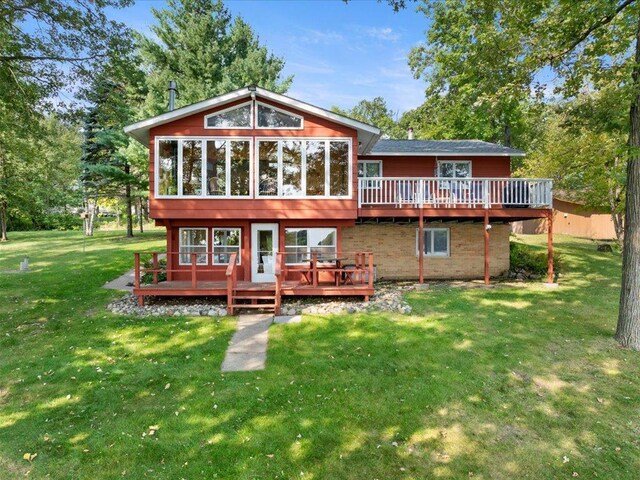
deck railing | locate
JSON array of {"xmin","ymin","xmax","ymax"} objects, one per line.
[
  {"xmin": 358, "ymin": 177, "xmax": 553, "ymax": 209},
  {"xmin": 278, "ymin": 251, "xmax": 375, "ymax": 288},
  {"xmin": 225, "ymin": 252, "xmax": 239, "ymax": 314}
]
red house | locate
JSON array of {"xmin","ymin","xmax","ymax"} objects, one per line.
[{"xmin": 124, "ymin": 86, "xmax": 554, "ymax": 313}]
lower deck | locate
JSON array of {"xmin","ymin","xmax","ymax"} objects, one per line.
[{"xmin": 134, "ymin": 280, "xmax": 374, "ymax": 298}]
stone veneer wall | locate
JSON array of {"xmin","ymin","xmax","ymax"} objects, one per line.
[{"xmin": 341, "ymin": 223, "xmax": 510, "ymax": 280}]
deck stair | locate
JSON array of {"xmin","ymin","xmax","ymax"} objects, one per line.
[{"xmin": 229, "ymin": 286, "xmax": 279, "ymax": 314}]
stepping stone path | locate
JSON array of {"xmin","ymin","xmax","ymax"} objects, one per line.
[{"xmin": 221, "ymin": 314, "xmax": 303, "ymax": 372}]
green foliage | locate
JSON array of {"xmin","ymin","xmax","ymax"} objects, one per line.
[
  {"xmin": 510, "ymin": 240, "xmax": 561, "ymax": 276},
  {"xmin": 332, "ymin": 97, "xmax": 404, "ymax": 138},
  {"xmin": 0, "ymin": 232, "xmax": 637, "ymax": 478},
  {"xmin": 139, "ymin": 0, "xmax": 292, "ymax": 114},
  {"xmin": 141, "ymin": 258, "xmax": 167, "ymax": 284}
]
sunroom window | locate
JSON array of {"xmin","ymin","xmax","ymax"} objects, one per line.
[
  {"xmin": 284, "ymin": 228, "xmax": 336, "ymax": 264},
  {"xmin": 205, "ymin": 103, "xmax": 252, "ymax": 128},
  {"xmin": 257, "ymin": 139, "xmax": 350, "ymax": 197},
  {"xmin": 212, "ymin": 228, "xmax": 241, "ymax": 264},
  {"xmin": 257, "ymin": 103, "xmax": 303, "ymax": 128},
  {"xmin": 158, "ymin": 140, "xmax": 178, "ymax": 195},
  {"xmin": 179, "ymin": 228, "xmax": 208, "ymax": 265}
]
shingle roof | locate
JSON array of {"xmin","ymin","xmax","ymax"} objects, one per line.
[{"xmin": 370, "ymin": 139, "xmax": 525, "ymax": 156}]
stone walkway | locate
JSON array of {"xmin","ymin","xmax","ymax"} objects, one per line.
[
  {"xmin": 103, "ymin": 269, "xmax": 135, "ymax": 292},
  {"xmin": 221, "ymin": 314, "xmax": 302, "ymax": 372}
]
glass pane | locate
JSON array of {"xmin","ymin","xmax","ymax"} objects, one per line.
[
  {"xmin": 258, "ymin": 141, "xmax": 278, "ymax": 196},
  {"xmin": 424, "ymin": 230, "xmax": 432, "ymax": 254},
  {"xmin": 455, "ymin": 163, "xmax": 470, "ymax": 178},
  {"xmin": 180, "ymin": 229, "xmax": 207, "ymax": 264},
  {"xmin": 282, "ymin": 140, "xmax": 302, "ymax": 196},
  {"xmin": 257, "ymin": 229, "xmax": 274, "ymax": 274},
  {"xmin": 440, "ymin": 163, "xmax": 454, "ymax": 177},
  {"xmin": 206, "ymin": 104, "xmax": 252, "ymax": 128},
  {"xmin": 257, "ymin": 104, "xmax": 302, "ymax": 128},
  {"xmin": 158, "ymin": 140, "xmax": 178, "ymax": 195},
  {"xmin": 306, "ymin": 141, "xmax": 325, "ymax": 196},
  {"xmin": 314, "ymin": 229, "xmax": 335, "ymax": 247},
  {"xmin": 366, "ymin": 162, "xmax": 380, "ymax": 177},
  {"xmin": 206, "ymin": 140, "xmax": 226, "ymax": 196},
  {"xmin": 182, "ymin": 140, "xmax": 202, "ymax": 195},
  {"xmin": 329, "ymin": 141, "xmax": 349, "ymax": 196},
  {"xmin": 357, "ymin": 163, "xmax": 364, "ymax": 177},
  {"xmin": 230, "ymin": 141, "xmax": 250, "ymax": 196},
  {"xmin": 433, "ymin": 230, "xmax": 448, "ymax": 254}
]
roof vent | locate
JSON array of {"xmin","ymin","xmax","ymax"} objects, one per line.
[
  {"xmin": 407, "ymin": 127, "xmax": 414, "ymax": 140},
  {"xmin": 168, "ymin": 80, "xmax": 178, "ymax": 111}
]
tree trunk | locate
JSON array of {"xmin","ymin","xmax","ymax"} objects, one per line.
[
  {"xmin": 125, "ymin": 163, "xmax": 133, "ymax": 238},
  {"xmin": 0, "ymin": 199, "xmax": 7, "ymax": 242},
  {"xmin": 616, "ymin": 11, "xmax": 640, "ymax": 350},
  {"xmin": 138, "ymin": 197, "xmax": 144, "ymax": 233}
]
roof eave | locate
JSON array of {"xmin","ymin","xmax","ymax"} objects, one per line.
[{"xmin": 369, "ymin": 151, "xmax": 526, "ymax": 157}]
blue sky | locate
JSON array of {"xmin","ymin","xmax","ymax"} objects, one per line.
[{"xmin": 110, "ymin": 0, "xmax": 430, "ymax": 116}]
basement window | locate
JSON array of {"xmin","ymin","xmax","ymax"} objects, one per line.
[{"xmin": 416, "ymin": 228, "xmax": 450, "ymax": 257}]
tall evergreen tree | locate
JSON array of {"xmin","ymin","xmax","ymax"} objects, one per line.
[{"xmin": 139, "ymin": 0, "xmax": 292, "ymax": 114}]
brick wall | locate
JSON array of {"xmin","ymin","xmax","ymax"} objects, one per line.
[{"xmin": 341, "ymin": 223, "xmax": 510, "ymax": 280}]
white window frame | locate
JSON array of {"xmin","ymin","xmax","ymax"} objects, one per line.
[
  {"xmin": 255, "ymin": 137, "xmax": 352, "ymax": 199},
  {"xmin": 179, "ymin": 227, "xmax": 209, "ymax": 266},
  {"xmin": 358, "ymin": 160, "xmax": 383, "ymax": 178},
  {"xmin": 212, "ymin": 228, "xmax": 242, "ymax": 265},
  {"xmin": 284, "ymin": 227, "xmax": 337, "ymax": 265},
  {"xmin": 416, "ymin": 227, "xmax": 450, "ymax": 257},
  {"xmin": 154, "ymin": 136, "xmax": 253, "ymax": 199},
  {"xmin": 255, "ymin": 101, "xmax": 304, "ymax": 130},
  {"xmin": 436, "ymin": 160, "xmax": 472, "ymax": 178},
  {"xmin": 203, "ymin": 101, "xmax": 253, "ymax": 130}
]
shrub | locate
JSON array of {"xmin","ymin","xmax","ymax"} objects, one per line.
[
  {"xmin": 510, "ymin": 241, "xmax": 562, "ymax": 277},
  {"xmin": 141, "ymin": 258, "xmax": 167, "ymax": 284}
]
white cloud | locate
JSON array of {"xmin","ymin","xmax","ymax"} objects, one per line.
[
  {"xmin": 366, "ymin": 27, "xmax": 400, "ymax": 42},
  {"xmin": 288, "ymin": 61, "xmax": 335, "ymax": 75}
]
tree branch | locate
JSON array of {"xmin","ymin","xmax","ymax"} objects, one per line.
[
  {"xmin": 546, "ymin": 0, "xmax": 638, "ymax": 63},
  {"xmin": 0, "ymin": 53, "xmax": 103, "ymax": 63}
]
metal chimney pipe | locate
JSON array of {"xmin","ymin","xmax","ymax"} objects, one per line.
[
  {"xmin": 407, "ymin": 127, "xmax": 414, "ymax": 140},
  {"xmin": 168, "ymin": 80, "xmax": 178, "ymax": 111}
]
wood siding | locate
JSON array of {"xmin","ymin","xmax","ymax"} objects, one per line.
[
  {"xmin": 148, "ymin": 98, "xmax": 359, "ymax": 220},
  {"xmin": 358, "ymin": 154, "xmax": 511, "ymax": 178}
]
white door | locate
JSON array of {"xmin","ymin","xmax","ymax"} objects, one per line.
[{"xmin": 251, "ymin": 223, "xmax": 279, "ymax": 282}]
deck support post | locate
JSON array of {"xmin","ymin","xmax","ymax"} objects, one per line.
[
  {"xmin": 191, "ymin": 253, "xmax": 197, "ymax": 289},
  {"xmin": 312, "ymin": 252, "xmax": 318, "ymax": 286},
  {"xmin": 167, "ymin": 225, "xmax": 173, "ymax": 281},
  {"xmin": 547, "ymin": 212, "xmax": 554, "ymax": 283},
  {"xmin": 152, "ymin": 253, "xmax": 158, "ymax": 284},
  {"xmin": 368, "ymin": 252, "xmax": 374, "ymax": 289},
  {"xmin": 418, "ymin": 209, "xmax": 424, "ymax": 284},
  {"xmin": 134, "ymin": 253, "xmax": 143, "ymax": 306},
  {"xmin": 484, "ymin": 211, "xmax": 490, "ymax": 285}
]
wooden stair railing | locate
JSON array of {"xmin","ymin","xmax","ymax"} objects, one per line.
[{"xmin": 226, "ymin": 252, "xmax": 239, "ymax": 315}]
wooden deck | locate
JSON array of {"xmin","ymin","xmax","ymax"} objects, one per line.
[{"xmin": 134, "ymin": 280, "xmax": 373, "ymax": 298}]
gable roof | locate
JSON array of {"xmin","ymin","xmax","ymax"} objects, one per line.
[
  {"xmin": 370, "ymin": 139, "xmax": 525, "ymax": 157},
  {"xmin": 124, "ymin": 86, "xmax": 381, "ymax": 154}
]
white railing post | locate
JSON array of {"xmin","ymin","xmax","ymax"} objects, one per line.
[{"xmin": 484, "ymin": 179, "xmax": 490, "ymax": 208}]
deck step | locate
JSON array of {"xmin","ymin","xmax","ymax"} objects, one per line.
[
  {"xmin": 231, "ymin": 304, "xmax": 277, "ymax": 309},
  {"xmin": 233, "ymin": 295, "xmax": 276, "ymax": 300}
]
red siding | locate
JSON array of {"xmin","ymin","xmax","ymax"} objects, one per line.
[
  {"xmin": 358, "ymin": 155, "xmax": 511, "ymax": 178},
  {"xmin": 148, "ymin": 98, "xmax": 359, "ymax": 220}
]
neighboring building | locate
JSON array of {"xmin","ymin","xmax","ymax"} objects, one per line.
[
  {"xmin": 124, "ymin": 86, "xmax": 553, "ymax": 312},
  {"xmin": 512, "ymin": 197, "xmax": 616, "ymax": 240}
]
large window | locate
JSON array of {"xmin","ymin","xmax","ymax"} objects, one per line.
[
  {"xmin": 157, "ymin": 138, "xmax": 251, "ymax": 197},
  {"xmin": 284, "ymin": 228, "xmax": 336, "ymax": 264},
  {"xmin": 179, "ymin": 228, "xmax": 208, "ymax": 265},
  {"xmin": 257, "ymin": 103, "xmax": 303, "ymax": 128},
  {"xmin": 158, "ymin": 140, "xmax": 178, "ymax": 195},
  {"xmin": 212, "ymin": 229, "xmax": 241, "ymax": 264},
  {"xmin": 416, "ymin": 228, "xmax": 450, "ymax": 257},
  {"xmin": 257, "ymin": 139, "xmax": 351, "ymax": 197},
  {"xmin": 205, "ymin": 103, "xmax": 252, "ymax": 128}
]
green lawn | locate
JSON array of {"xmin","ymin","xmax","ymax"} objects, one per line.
[{"xmin": 0, "ymin": 231, "xmax": 638, "ymax": 479}]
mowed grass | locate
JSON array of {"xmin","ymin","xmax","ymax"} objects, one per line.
[{"xmin": 0, "ymin": 231, "xmax": 638, "ymax": 479}]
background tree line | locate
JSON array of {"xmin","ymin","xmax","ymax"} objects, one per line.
[{"xmin": 0, "ymin": 0, "xmax": 291, "ymax": 239}]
